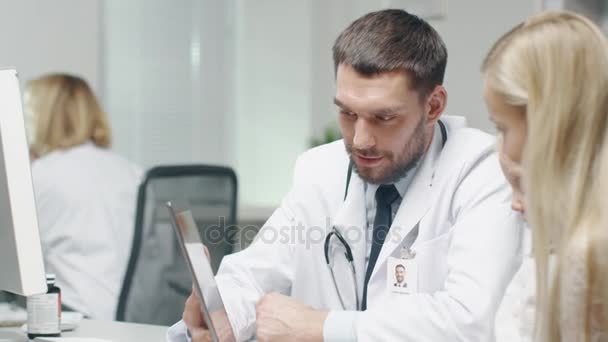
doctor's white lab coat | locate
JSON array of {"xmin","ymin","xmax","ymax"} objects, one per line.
[{"xmin": 168, "ymin": 116, "xmax": 523, "ymax": 341}]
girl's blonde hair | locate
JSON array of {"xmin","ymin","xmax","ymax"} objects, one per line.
[
  {"xmin": 482, "ymin": 11, "xmax": 608, "ymax": 341},
  {"xmin": 26, "ymin": 73, "xmax": 111, "ymax": 157}
]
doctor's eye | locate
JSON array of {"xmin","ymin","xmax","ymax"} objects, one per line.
[
  {"xmin": 376, "ymin": 115, "xmax": 395, "ymax": 122},
  {"xmin": 340, "ymin": 111, "xmax": 357, "ymax": 119}
]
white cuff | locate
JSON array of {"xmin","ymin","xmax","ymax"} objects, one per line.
[
  {"xmin": 323, "ymin": 311, "xmax": 359, "ymax": 342},
  {"xmin": 166, "ymin": 320, "xmax": 191, "ymax": 342}
]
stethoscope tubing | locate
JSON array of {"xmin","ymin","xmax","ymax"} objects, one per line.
[{"xmin": 324, "ymin": 228, "xmax": 360, "ymax": 310}]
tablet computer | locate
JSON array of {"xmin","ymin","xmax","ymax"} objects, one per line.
[{"xmin": 166, "ymin": 201, "xmax": 235, "ymax": 342}]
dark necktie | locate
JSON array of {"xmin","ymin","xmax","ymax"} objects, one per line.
[{"xmin": 361, "ymin": 184, "xmax": 400, "ymax": 310}]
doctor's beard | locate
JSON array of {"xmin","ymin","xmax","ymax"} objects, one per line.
[{"xmin": 345, "ymin": 117, "xmax": 427, "ymax": 185}]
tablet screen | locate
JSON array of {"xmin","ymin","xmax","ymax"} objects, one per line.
[{"xmin": 167, "ymin": 202, "xmax": 235, "ymax": 342}]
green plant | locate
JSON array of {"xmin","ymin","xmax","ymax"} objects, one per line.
[{"xmin": 310, "ymin": 125, "xmax": 342, "ymax": 148}]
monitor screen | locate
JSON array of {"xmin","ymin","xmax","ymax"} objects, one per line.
[{"xmin": 0, "ymin": 69, "xmax": 46, "ymax": 296}]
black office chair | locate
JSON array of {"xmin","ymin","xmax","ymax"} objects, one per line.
[{"xmin": 115, "ymin": 165, "xmax": 237, "ymax": 325}]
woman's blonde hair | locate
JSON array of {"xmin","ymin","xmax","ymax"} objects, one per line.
[
  {"xmin": 26, "ymin": 73, "xmax": 111, "ymax": 157},
  {"xmin": 482, "ymin": 11, "xmax": 608, "ymax": 341}
]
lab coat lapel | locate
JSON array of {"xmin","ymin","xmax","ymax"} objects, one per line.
[
  {"xmin": 373, "ymin": 125, "xmax": 443, "ymax": 278},
  {"xmin": 331, "ymin": 173, "xmax": 367, "ymax": 302}
]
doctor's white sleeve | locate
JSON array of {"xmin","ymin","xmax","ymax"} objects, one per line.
[
  {"xmin": 166, "ymin": 320, "xmax": 191, "ymax": 342},
  {"xmin": 330, "ymin": 152, "xmax": 523, "ymax": 341},
  {"xmin": 323, "ymin": 311, "xmax": 358, "ymax": 341},
  {"xmin": 214, "ymin": 198, "xmax": 298, "ymax": 340}
]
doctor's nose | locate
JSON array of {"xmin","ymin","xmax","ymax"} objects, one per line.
[{"xmin": 352, "ymin": 120, "xmax": 375, "ymax": 150}]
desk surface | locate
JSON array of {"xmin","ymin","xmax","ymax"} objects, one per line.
[{"xmin": 0, "ymin": 319, "xmax": 168, "ymax": 342}]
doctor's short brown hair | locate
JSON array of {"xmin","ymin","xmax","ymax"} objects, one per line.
[
  {"xmin": 333, "ymin": 9, "xmax": 448, "ymax": 99},
  {"xmin": 26, "ymin": 73, "xmax": 111, "ymax": 157}
]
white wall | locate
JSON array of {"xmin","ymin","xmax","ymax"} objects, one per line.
[
  {"xmin": 234, "ymin": 0, "xmax": 312, "ymax": 207},
  {"xmin": 0, "ymin": 0, "xmax": 101, "ymax": 91},
  {"xmin": 102, "ymin": 0, "xmax": 236, "ymax": 168},
  {"xmin": 431, "ymin": 1, "xmax": 535, "ymax": 130}
]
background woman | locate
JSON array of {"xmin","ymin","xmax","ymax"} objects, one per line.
[{"xmin": 26, "ymin": 73, "xmax": 142, "ymax": 320}]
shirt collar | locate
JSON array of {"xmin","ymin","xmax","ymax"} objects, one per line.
[
  {"xmin": 364, "ymin": 162, "xmax": 418, "ymax": 199},
  {"xmin": 393, "ymin": 166, "xmax": 416, "ymax": 198}
]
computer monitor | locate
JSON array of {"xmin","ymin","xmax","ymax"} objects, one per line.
[{"xmin": 0, "ymin": 69, "xmax": 47, "ymax": 296}]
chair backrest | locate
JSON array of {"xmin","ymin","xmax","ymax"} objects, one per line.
[{"xmin": 115, "ymin": 165, "xmax": 237, "ymax": 325}]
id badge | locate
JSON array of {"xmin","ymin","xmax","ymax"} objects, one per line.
[{"xmin": 387, "ymin": 255, "xmax": 418, "ymax": 294}]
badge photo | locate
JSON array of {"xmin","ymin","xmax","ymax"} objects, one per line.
[{"xmin": 387, "ymin": 256, "xmax": 417, "ymax": 294}]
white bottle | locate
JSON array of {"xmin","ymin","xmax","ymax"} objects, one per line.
[{"xmin": 27, "ymin": 274, "xmax": 61, "ymax": 339}]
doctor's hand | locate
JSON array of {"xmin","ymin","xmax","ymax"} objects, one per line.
[
  {"xmin": 183, "ymin": 246, "xmax": 236, "ymax": 342},
  {"xmin": 256, "ymin": 293, "xmax": 328, "ymax": 342},
  {"xmin": 183, "ymin": 245, "xmax": 212, "ymax": 341},
  {"xmin": 183, "ymin": 288, "xmax": 212, "ymax": 342},
  {"xmin": 183, "ymin": 288, "xmax": 235, "ymax": 342}
]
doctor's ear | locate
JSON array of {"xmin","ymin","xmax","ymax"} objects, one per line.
[{"xmin": 423, "ymin": 85, "xmax": 447, "ymax": 124}]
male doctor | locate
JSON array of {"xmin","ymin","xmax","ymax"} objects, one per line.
[{"xmin": 168, "ymin": 9, "xmax": 522, "ymax": 341}]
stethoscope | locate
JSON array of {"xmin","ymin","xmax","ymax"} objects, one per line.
[
  {"xmin": 323, "ymin": 120, "xmax": 447, "ymax": 311},
  {"xmin": 324, "ymin": 227, "xmax": 360, "ymax": 310}
]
